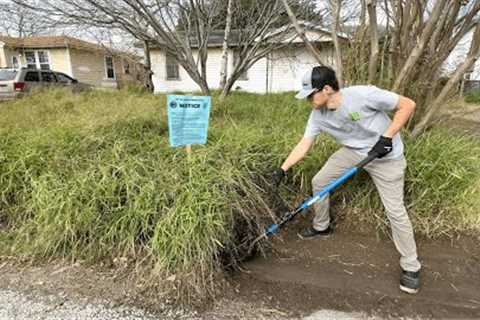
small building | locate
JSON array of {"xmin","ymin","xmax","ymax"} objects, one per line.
[
  {"xmin": 147, "ymin": 26, "xmax": 347, "ymax": 94},
  {"xmin": 0, "ymin": 35, "xmax": 145, "ymax": 88}
]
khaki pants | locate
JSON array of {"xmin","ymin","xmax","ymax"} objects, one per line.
[{"xmin": 311, "ymin": 147, "xmax": 421, "ymax": 272}]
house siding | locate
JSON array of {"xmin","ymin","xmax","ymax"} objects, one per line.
[
  {"xmin": 269, "ymin": 44, "xmax": 335, "ymax": 93},
  {"xmin": 0, "ymin": 47, "xmax": 72, "ymax": 75},
  {"xmin": 151, "ymin": 49, "xmax": 204, "ymax": 92},
  {"xmin": 70, "ymin": 48, "xmax": 118, "ymax": 88},
  {"xmin": 47, "ymin": 48, "xmax": 72, "ymax": 75},
  {"xmin": 0, "ymin": 45, "xmax": 6, "ymax": 67},
  {"xmin": 1, "ymin": 47, "xmax": 20, "ymax": 68},
  {"xmin": 70, "ymin": 49, "xmax": 144, "ymax": 88},
  {"xmin": 151, "ymin": 44, "xmax": 336, "ymax": 94},
  {"xmin": 151, "ymin": 48, "xmax": 268, "ymax": 93},
  {"xmin": 115, "ymin": 57, "xmax": 144, "ymax": 88}
]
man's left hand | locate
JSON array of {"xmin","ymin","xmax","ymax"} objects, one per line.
[{"xmin": 369, "ymin": 136, "xmax": 393, "ymax": 158}]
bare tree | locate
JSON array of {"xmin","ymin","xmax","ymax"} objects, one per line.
[
  {"xmin": 143, "ymin": 39, "xmax": 154, "ymax": 92},
  {"xmin": 412, "ymin": 22, "xmax": 480, "ymax": 136},
  {"xmin": 366, "ymin": 0, "xmax": 378, "ymax": 84},
  {"xmin": 219, "ymin": 0, "xmax": 233, "ymax": 90},
  {"xmin": 392, "ymin": 0, "xmax": 448, "ymax": 92},
  {"xmin": 386, "ymin": 0, "xmax": 480, "ymax": 131},
  {"xmin": 14, "ymin": 0, "xmax": 223, "ymax": 95},
  {"xmin": 329, "ymin": 0, "xmax": 343, "ymax": 87},
  {"xmin": 281, "ymin": 0, "xmax": 325, "ymax": 66},
  {"xmin": 283, "ymin": 0, "xmax": 480, "ymax": 134},
  {"xmin": 218, "ymin": 0, "xmax": 323, "ymax": 102},
  {"xmin": 0, "ymin": 0, "xmax": 50, "ymax": 36}
]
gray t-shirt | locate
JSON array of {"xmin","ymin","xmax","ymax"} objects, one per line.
[{"xmin": 304, "ymin": 85, "xmax": 403, "ymax": 160}]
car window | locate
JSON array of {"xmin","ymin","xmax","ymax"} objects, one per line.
[
  {"xmin": 41, "ymin": 72, "xmax": 56, "ymax": 82},
  {"xmin": 56, "ymin": 73, "xmax": 73, "ymax": 83},
  {"xmin": 0, "ymin": 70, "xmax": 18, "ymax": 81},
  {"xmin": 24, "ymin": 71, "xmax": 40, "ymax": 82}
]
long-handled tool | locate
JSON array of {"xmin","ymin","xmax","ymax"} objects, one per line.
[{"xmin": 246, "ymin": 152, "xmax": 378, "ymax": 252}]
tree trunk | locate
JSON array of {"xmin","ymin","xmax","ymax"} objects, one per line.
[
  {"xmin": 330, "ymin": 0, "xmax": 343, "ymax": 87},
  {"xmin": 392, "ymin": 0, "xmax": 447, "ymax": 92},
  {"xmin": 219, "ymin": 75, "xmax": 236, "ymax": 104},
  {"xmin": 197, "ymin": 77, "xmax": 210, "ymax": 96},
  {"xmin": 366, "ymin": 0, "xmax": 379, "ymax": 84},
  {"xmin": 143, "ymin": 40, "xmax": 154, "ymax": 93},
  {"xmin": 411, "ymin": 23, "xmax": 480, "ymax": 136},
  {"xmin": 219, "ymin": 0, "xmax": 233, "ymax": 90},
  {"xmin": 281, "ymin": 0, "xmax": 325, "ymax": 66}
]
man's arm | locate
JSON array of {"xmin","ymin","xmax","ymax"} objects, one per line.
[
  {"xmin": 281, "ymin": 137, "xmax": 315, "ymax": 171},
  {"xmin": 383, "ymin": 96, "xmax": 416, "ymax": 138}
]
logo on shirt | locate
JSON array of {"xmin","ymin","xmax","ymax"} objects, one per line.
[{"xmin": 349, "ymin": 112, "xmax": 361, "ymax": 121}]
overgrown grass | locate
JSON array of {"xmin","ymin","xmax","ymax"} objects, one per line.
[
  {"xmin": 0, "ymin": 88, "xmax": 479, "ymax": 302},
  {"xmin": 464, "ymin": 90, "xmax": 480, "ymax": 104}
]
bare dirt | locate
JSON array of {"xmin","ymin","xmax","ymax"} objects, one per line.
[
  {"xmin": 232, "ymin": 214, "xmax": 480, "ymax": 319},
  {"xmin": 3, "ymin": 213, "xmax": 477, "ymax": 319}
]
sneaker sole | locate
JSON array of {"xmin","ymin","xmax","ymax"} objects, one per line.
[
  {"xmin": 399, "ymin": 284, "xmax": 419, "ymax": 294},
  {"xmin": 297, "ymin": 233, "xmax": 331, "ymax": 240}
]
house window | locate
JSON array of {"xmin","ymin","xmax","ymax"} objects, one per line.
[
  {"xmin": 166, "ymin": 53, "xmax": 179, "ymax": 80},
  {"xmin": 37, "ymin": 51, "xmax": 50, "ymax": 70},
  {"xmin": 24, "ymin": 51, "xmax": 51, "ymax": 70},
  {"xmin": 12, "ymin": 56, "xmax": 19, "ymax": 69},
  {"xmin": 233, "ymin": 51, "xmax": 248, "ymax": 81},
  {"xmin": 105, "ymin": 56, "xmax": 115, "ymax": 79},
  {"xmin": 123, "ymin": 59, "xmax": 130, "ymax": 75},
  {"xmin": 25, "ymin": 51, "xmax": 37, "ymax": 69}
]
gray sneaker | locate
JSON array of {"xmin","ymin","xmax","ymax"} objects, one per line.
[
  {"xmin": 298, "ymin": 225, "xmax": 332, "ymax": 239},
  {"xmin": 399, "ymin": 269, "xmax": 420, "ymax": 294}
]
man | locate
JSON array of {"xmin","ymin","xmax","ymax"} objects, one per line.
[{"xmin": 272, "ymin": 66, "xmax": 421, "ymax": 294}]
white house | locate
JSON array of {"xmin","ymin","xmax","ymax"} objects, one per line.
[{"xmin": 148, "ymin": 27, "xmax": 347, "ymax": 94}]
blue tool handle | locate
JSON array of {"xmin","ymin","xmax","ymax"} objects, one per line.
[
  {"xmin": 262, "ymin": 153, "xmax": 378, "ymax": 238},
  {"xmin": 299, "ymin": 152, "xmax": 378, "ymax": 210},
  {"xmin": 266, "ymin": 224, "xmax": 279, "ymax": 236},
  {"xmin": 356, "ymin": 152, "xmax": 378, "ymax": 168}
]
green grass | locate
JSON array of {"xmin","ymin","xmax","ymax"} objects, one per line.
[
  {"xmin": 464, "ymin": 90, "xmax": 480, "ymax": 104},
  {"xmin": 0, "ymin": 88, "xmax": 479, "ymax": 302}
]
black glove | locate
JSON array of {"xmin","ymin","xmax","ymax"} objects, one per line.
[
  {"xmin": 272, "ymin": 168, "xmax": 287, "ymax": 187},
  {"xmin": 369, "ymin": 136, "xmax": 393, "ymax": 158}
]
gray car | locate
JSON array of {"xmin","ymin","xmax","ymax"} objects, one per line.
[{"xmin": 0, "ymin": 68, "xmax": 90, "ymax": 100}]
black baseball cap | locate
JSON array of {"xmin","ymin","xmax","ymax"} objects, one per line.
[{"xmin": 295, "ymin": 66, "xmax": 339, "ymax": 99}]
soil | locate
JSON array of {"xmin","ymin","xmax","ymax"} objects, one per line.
[
  {"xmin": 2, "ymin": 215, "xmax": 479, "ymax": 319},
  {"xmin": 232, "ymin": 214, "xmax": 480, "ymax": 319}
]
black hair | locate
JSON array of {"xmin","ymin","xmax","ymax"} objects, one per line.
[{"xmin": 311, "ymin": 66, "xmax": 339, "ymax": 91}]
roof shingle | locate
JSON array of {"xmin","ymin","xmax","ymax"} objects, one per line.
[{"xmin": 0, "ymin": 35, "xmax": 111, "ymax": 52}]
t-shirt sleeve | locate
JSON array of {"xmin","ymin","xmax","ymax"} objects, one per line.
[
  {"xmin": 365, "ymin": 86, "xmax": 400, "ymax": 112},
  {"xmin": 303, "ymin": 111, "xmax": 322, "ymax": 138}
]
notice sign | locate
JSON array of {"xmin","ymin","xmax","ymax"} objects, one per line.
[{"xmin": 167, "ymin": 95, "xmax": 212, "ymax": 147}]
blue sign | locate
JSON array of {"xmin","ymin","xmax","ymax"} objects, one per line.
[{"xmin": 167, "ymin": 95, "xmax": 211, "ymax": 147}]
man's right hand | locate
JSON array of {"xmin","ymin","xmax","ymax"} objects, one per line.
[{"xmin": 272, "ymin": 168, "xmax": 287, "ymax": 187}]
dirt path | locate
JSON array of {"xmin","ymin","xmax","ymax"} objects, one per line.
[
  {"xmin": 0, "ymin": 255, "xmax": 372, "ymax": 320},
  {"xmin": 233, "ymin": 216, "xmax": 480, "ymax": 319},
  {"xmin": 1, "ymin": 221, "xmax": 478, "ymax": 319}
]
